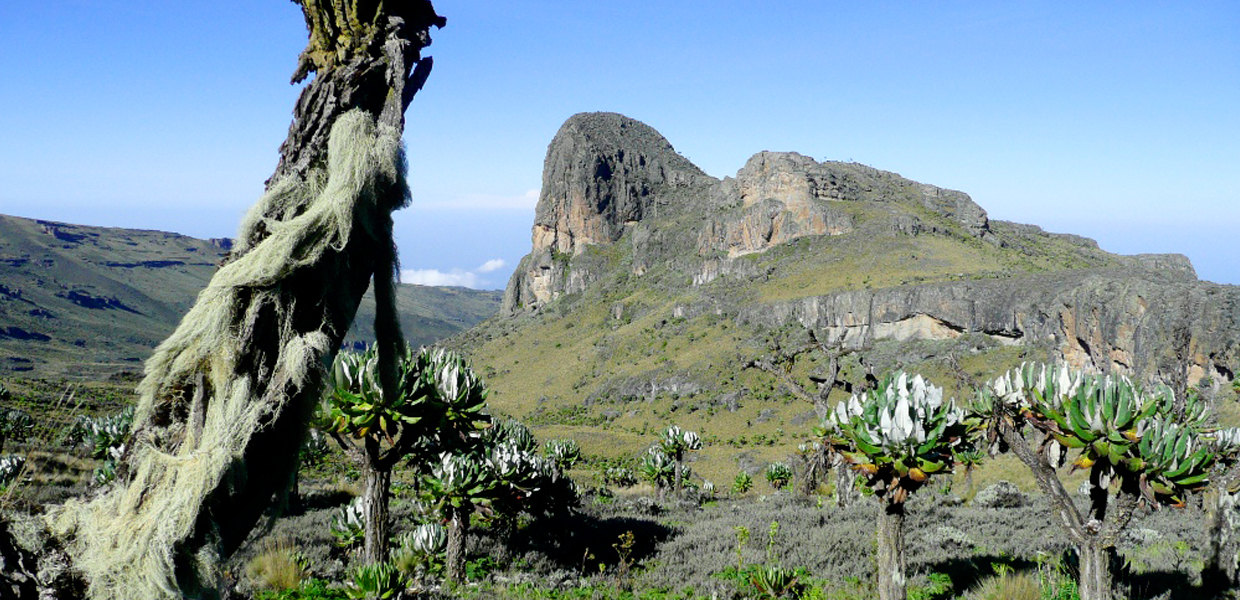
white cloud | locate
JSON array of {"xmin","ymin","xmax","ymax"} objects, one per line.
[
  {"xmin": 400, "ymin": 258, "xmax": 514, "ymax": 290},
  {"xmin": 409, "ymin": 188, "xmax": 539, "ymax": 211},
  {"xmin": 401, "ymin": 269, "xmax": 482, "ymax": 288},
  {"xmin": 477, "ymin": 258, "xmax": 506, "ymax": 273}
]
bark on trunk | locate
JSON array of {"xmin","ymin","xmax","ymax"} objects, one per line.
[
  {"xmin": 876, "ymin": 502, "xmax": 907, "ymax": 600},
  {"xmin": 1077, "ymin": 541, "xmax": 1111, "ymax": 600},
  {"xmin": 1205, "ymin": 489, "xmax": 1239, "ymax": 591},
  {"xmin": 361, "ymin": 462, "xmax": 392, "ymax": 566},
  {"xmin": 445, "ymin": 505, "xmax": 467, "ymax": 584},
  {"xmin": 673, "ymin": 460, "xmax": 683, "ymax": 498},
  {"xmin": 834, "ymin": 456, "xmax": 859, "ymax": 508}
]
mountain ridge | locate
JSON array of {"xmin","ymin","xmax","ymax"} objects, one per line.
[{"xmin": 0, "ymin": 213, "xmax": 501, "ymax": 379}]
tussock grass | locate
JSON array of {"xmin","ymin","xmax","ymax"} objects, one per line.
[
  {"xmin": 246, "ymin": 537, "xmax": 307, "ymax": 591},
  {"xmin": 963, "ymin": 571, "xmax": 1041, "ymax": 600}
]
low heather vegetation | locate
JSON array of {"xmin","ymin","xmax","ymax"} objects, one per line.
[{"xmin": 2, "ymin": 362, "xmax": 1237, "ymax": 599}]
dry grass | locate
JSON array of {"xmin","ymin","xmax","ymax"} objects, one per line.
[
  {"xmin": 962, "ymin": 571, "xmax": 1041, "ymax": 600},
  {"xmin": 245, "ymin": 537, "xmax": 307, "ymax": 591}
]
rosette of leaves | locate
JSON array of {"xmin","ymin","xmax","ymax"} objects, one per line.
[
  {"xmin": 603, "ymin": 466, "xmax": 638, "ymax": 488},
  {"xmin": 345, "ymin": 561, "xmax": 403, "ymax": 600},
  {"xmin": 328, "ymin": 347, "xmax": 420, "ymax": 441},
  {"xmin": 414, "ymin": 348, "xmax": 491, "ymax": 440},
  {"xmin": 0, "ymin": 454, "xmax": 25, "ymax": 486},
  {"xmin": 81, "ymin": 406, "xmax": 134, "ymax": 460},
  {"xmin": 299, "ymin": 427, "xmax": 331, "ymax": 467},
  {"xmin": 639, "ymin": 448, "xmax": 675, "ymax": 491},
  {"xmin": 732, "ymin": 471, "xmax": 754, "ymax": 494},
  {"xmin": 824, "ymin": 372, "xmax": 967, "ymax": 504},
  {"xmin": 0, "ymin": 407, "xmax": 33, "ymax": 453},
  {"xmin": 484, "ymin": 418, "xmax": 536, "ymax": 453},
  {"xmin": 765, "ymin": 462, "xmax": 793, "ymax": 490},
  {"xmin": 408, "ymin": 522, "xmax": 447, "ymax": 555},
  {"xmin": 331, "ymin": 497, "xmax": 367, "ymax": 549},
  {"xmin": 393, "ymin": 523, "xmax": 447, "ymax": 581},
  {"xmin": 425, "ymin": 452, "xmax": 492, "ymax": 511},
  {"xmin": 488, "ymin": 440, "xmax": 548, "ymax": 493},
  {"xmin": 544, "ymin": 438, "xmax": 582, "ymax": 471}
]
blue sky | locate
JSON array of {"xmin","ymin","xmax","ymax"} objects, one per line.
[{"xmin": 1, "ymin": 2, "xmax": 1237, "ymax": 288}]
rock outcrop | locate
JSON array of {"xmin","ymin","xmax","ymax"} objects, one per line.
[
  {"xmin": 504, "ymin": 114, "xmax": 995, "ymax": 313},
  {"xmin": 504, "ymin": 113, "xmax": 713, "ymax": 312},
  {"xmin": 695, "ymin": 151, "xmax": 989, "ymax": 257},
  {"xmin": 735, "ymin": 269, "xmax": 1239, "ymax": 386}
]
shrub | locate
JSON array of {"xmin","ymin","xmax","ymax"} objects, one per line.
[
  {"xmin": 972, "ymin": 363, "xmax": 1226, "ymax": 600},
  {"xmin": 602, "ymin": 466, "xmax": 638, "ymax": 488},
  {"xmin": 765, "ymin": 462, "xmax": 793, "ymax": 491},
  {"xmin": 639, "ymin": 448, "xmax": 675, "ymax": 492},
  {"xmin": 544, "ymin": 438, "xmax": 582, "ymax": 471},
  {"xmin": 0, "ymin": 408, "xmax": 33, "ymax": 453},
  {"xmin": 732, "ymin": 471, "xmax": 754, "ymax": 495}
]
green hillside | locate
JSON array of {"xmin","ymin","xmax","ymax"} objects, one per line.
[{"xmin": 0, "ymin": 214, "xmax": 500, "ymax": 379}]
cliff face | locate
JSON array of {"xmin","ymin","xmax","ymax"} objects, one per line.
[
  {"xmin": 737, "ymin": 271, "xmax": 1239, "ymax": 386},
  {"xmin": 496, "ymin": 112, "xmax": 1236, "ymax": 386},
  {"xmin": 503, "ymin": 113, "xmax": 714, "ymax": 312}
]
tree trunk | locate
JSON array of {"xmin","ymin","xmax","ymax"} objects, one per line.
[
  {"xmin": 43, "ymin": 3, "xmax": 445, "ymax": 598},
  {"xmin": 876, "ymin": 502, "xmax": 907, "ymax": 600},
  {"xmin": 673, "ymin": 460, "xmax": 683, "ymax": 498},
  {"xmin": 445, "ymin": 505, "xmax": 468, "ymax": 585},
  {"xmin": 1077, "ymin": 540, "xmax": 1111, "ymax": 600},
  {"xmin": 1205, "ymin": 489, "xmax": 1239, "ymax": 591},
  {"xmin": 834, "ymin": 456, "xmax": 859, "ymax": 508},
  {"xmin": 361, "ymin": 462, "xmax": 392, "ymax": 566}
]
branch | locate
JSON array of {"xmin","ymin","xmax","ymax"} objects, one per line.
[{"xmin": 999, "ymin": 422, "xmax": 1088, "ymax": 545}]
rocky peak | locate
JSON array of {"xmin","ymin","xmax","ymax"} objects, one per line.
[
  {"xmin": 695, "ymin": 151, "xmax": 991, "ymax": 257},
  {"xmin": 531, "ymin": 112, "xmax": 711, "ymax": 257}
]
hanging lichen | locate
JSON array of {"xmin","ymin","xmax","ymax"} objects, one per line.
[{"xmin": 49, "ymin": 109, "xmax": 407, "ymax": 600}]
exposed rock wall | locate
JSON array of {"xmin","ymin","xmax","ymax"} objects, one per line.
[
  {"xmin": 530, "ymin": 112, "xmax": 711, "ymax": 256},
  {"xmin": 503, "ymin": 112, "xmax": 712, "ymax": 312},
  {"xmin": 738, "ymin": 271, "xmax": 1240, "ymax": 385}
]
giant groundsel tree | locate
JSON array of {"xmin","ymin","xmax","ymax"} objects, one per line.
[
  {"xmin": 821, "ymin": 372, "xmax": 970, "ymax": 600},
  {"xmin": 971, "ymin": 363, "xmax": 1226, "ymax": 600},
  {"xmin": 324, "ymin": 345, "xmax": 489, "ymax": 566},
  {"xmin": 38, "ymin": 2, "xmax": 447, "ymax": 597}
]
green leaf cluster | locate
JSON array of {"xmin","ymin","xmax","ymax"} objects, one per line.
[
  {"xmin": 984, "ymin": 362, "xmax": 1223, "ymax": 506},
  {"xmin": 821, "ymin": 372, "xmax": 968, "ymax": 503},
  {"xmin": 344, "ymin": 561, "xmax": 402, "ymax": 600}
]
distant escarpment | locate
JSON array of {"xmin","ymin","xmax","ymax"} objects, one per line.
[{"xmin": 493, "ymin": 112, "xmax": 1234, "ymax": 391}]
